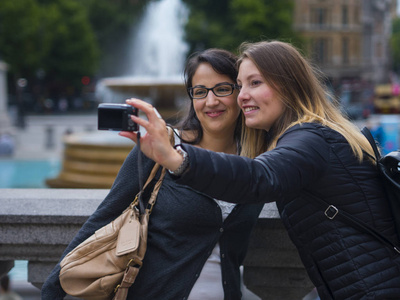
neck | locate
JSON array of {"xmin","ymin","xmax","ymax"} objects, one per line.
[{"xmin": 197, "ymin": 133, "xmax": 237, "ymax": 154}]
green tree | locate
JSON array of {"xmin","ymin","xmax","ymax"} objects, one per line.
[
  {"xmin": 0, "ymin": 0, "xmax": 43, "ymax": 77},
  {"xmin": 391, "ymin": 17, "xmax": 400, "ymax": 73},
  {"xmin": 182, "ymin": 0, "xmax": 302, "ymax": 54},
  {"xmin": 0, "ymin": 0, "xmax": 149, "ymax": 110},
  {"xmin": 40, "ymin": 0, "xmax": 99, "ymax": 89},
  {"xmin": 0, "ymin": 0, "xmax": 99, "ymax": 101}
]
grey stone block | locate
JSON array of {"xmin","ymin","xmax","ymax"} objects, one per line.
[{"xmin": 0, "ymin": 189, "xmax": 315, "ymax": 299}]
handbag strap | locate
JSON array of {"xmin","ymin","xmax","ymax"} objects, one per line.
[
  {"xmin": 137, "ymin": 125, "xmax": 175, "ymax": 214},
  {"xmin": 361, "ymin": 126, "xmax": 381, "ymax": 160},
  {"xmin": 303, "ymin": 190, "xmax": 400, "ymax": 254},
  {"xmin": 113, "ymin": 167, "xmax": 166, "ymax": 300},
  {"xmin": 113, "ymin": 126, "xmax": 176, "ymax": 300}
]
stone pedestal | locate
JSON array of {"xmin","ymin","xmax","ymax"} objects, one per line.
[{"xmin": 46, "ymin": 132, "xmax": 135, "ymax": 188}]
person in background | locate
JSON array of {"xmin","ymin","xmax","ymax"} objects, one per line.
[
  {"xmin": 367, "ymin": 120, "xmax": 385, "ymax": 149},
  {"xmin": 0, "ymin": 275, "xmax": 22, "ymax": 300},
  {"xmin": 0, "ymin": 132, "xmax": 15, "ymax": 157},
  {"xmin": 41, "ymin": 48, "xmax": 263, "ymax": 300},
  {"xmin": 124, "ymin": 40, "xmax": 400, "ymax": 299}
]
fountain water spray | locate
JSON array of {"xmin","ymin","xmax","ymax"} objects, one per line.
[{"xmin": 96, "ymin": 0, "xmax": 189, "ymax": 109}]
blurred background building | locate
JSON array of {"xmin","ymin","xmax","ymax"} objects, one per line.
[
  {"xmin": 294, "ymin": 0, "xmax": 396, "ymax": 85},
  {"xmin": 293, "ymin": 0, "xmax": 399, "ymax": 120}
]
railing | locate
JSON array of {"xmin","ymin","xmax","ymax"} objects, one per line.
[{"xmin": 0, "ymin": 188, "xmax": 313, "ymax": 300}]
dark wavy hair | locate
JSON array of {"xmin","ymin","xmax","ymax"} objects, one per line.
[{"xmin": 177, "ymin": 48, "xmax": 242, "ymax": 145}]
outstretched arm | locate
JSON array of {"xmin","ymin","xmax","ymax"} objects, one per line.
[{"xmin": 120, "ymin": 99, "xmax": 329, "ymax": 205}]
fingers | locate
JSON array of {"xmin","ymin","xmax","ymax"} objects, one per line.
[
  {"xmin": 126, "ymin": 98, "xmax": 160, "ymax": 122},
  {"xmin": 130, "ymin": 113, "xmax": 149, "ymax": 129},
  {"xmin": 125, "ymin": 98, "xmax": 166, "ymax": 130}
]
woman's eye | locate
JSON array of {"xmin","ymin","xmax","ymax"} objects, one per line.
[
  {"xmin": 251, "ymin": 80, "xmax": 261, "ymax": 86},
  {"xmin": 216, "ymin": 86, "xmax": 230, "ymax": 93},
  {"xmin": 194, "ymin": 89, "xmax": 206, "ymax": 96}
]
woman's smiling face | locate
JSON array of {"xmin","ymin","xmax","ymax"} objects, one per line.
[
  {"xmin": 192, "ymin": 63, "xmax": 240, "ymax": 136},
  {"xmin": 237, "ymin": 58, "xmax": 285, "ymax": 131}
]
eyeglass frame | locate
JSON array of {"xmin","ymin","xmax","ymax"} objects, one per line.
[{"xmin": 188, "ymin": 83, "xmax": 239, "ymax": 99}]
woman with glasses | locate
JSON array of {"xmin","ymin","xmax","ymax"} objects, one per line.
[
  {"xmin": 121, "ymin": 41, "xmax": 400, "ymax": 299},
  {"xmin": 41, "ymin": 48, "xmax": 263, "ymax": 300}
]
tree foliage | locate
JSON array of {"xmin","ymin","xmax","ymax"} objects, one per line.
[
  {"xmin": 0, "ymin": 0, "xmax": 43, "ymax": 76},
  {"xmin": 182, "ymin": 0, "xmax": 302, "ymax": 54},
  {"xmin": 0, "ymin": 0, "xmax": 148, "ymax": 103},
  {"xmin": 0, "ymin": 0, "xmax": 99, "ymax": 100},
  {"xmin": 0, "ymin": 0, "xmax": 304, "ymax": 107},
  {"xmin": 40, "ymin": 0, "xmax": 99, "ymax": 87}
]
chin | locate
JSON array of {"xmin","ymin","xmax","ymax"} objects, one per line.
[{"xmin": 245, "ymin": 120, "xmax": 260, "ymax": 130}]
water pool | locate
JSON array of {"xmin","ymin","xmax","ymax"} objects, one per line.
[{"xmin": 0, "ymin": 159, "xmax": 61, "ymax": 188}]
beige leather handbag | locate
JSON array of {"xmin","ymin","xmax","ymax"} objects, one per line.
[{"xmin": 59, "ymin": 127, "xmax": 174, "ymax": 300}]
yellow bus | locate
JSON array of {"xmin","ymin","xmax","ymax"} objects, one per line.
[{"xmin": 374, "ymin": 84, "xmax": 400, "ymax": 114}]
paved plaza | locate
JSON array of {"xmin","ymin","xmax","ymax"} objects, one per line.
[{"xmin": 7, "ymin": 114, "xmax": 98, "ymax": 160}]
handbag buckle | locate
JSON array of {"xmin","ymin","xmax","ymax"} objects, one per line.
[
  {"xmin": 325, "ymin": 205, "xmax": 338, "ymax": 220},
  {"xmin": 131, "ymin": 195, "xmax": 139, "ymax": 208},
  {"xmin": 114, "ymin": 284, "xmax": 120, "ymax": 293},
  {"xmin": 127, "ymin": 257, "xmax": 143, "ymax": 268}
]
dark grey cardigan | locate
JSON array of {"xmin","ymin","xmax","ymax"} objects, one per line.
[{"xmin": 41, "ymin": 146, "xmax": 263, "ymax": 300}]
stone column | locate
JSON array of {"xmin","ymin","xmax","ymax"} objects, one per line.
[{"xmin": 0, "ymin": 61, "xmax": 12, "ymax": 134}]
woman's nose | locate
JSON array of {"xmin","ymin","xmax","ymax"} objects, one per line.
[
  {"xmin": 238, "ymin": 87, "xmax": 249, "ymax": 103},
  {"xmin": 205, "ymin": 92, "xmax": 219, "ymax": 106}
]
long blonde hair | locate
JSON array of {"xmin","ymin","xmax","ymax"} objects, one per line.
[{"xmin": 238, "ymin": 41, "xmax": 374, "ymax": 161}]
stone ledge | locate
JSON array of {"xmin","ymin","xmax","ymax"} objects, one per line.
[{"xmin": 0, "ymin": 189, "xmax": 313, "ymax": 299}]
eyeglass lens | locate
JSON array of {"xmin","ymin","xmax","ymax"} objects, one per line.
[{"xmin": 190, "ymin": 84, "xmax": 234, "ymax": 99}]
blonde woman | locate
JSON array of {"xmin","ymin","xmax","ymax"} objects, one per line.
[{"xmin": 124, "ymin": 41, "xmax": 400, "ymax": 299}]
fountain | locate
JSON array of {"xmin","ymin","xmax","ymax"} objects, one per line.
[
  {"xmin": 46, "ymin": 0, "xmax": 189, "ymax": 188},
  {"xmin": 96, "ymin": 0, "xmax": 189, "ymax": 120}
]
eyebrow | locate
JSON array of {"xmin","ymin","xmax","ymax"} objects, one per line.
[
  {"xmin": 191, "ymin": 82, "xmax": 232, "ymax": 88},
  {"xmin": 237, "ymin": 73, "xmax": 262, "ymax": 82}
]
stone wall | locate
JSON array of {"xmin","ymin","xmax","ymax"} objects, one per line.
[{"xmin": 0, "ymin": 188, "xmax": 313, "ymax": 299}]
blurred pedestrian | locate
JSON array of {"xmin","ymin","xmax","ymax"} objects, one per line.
[{"xmin": 0, "ymin": 133, "xmax": 15, "ymax": 156}]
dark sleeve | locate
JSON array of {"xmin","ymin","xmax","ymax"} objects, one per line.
[
  {"xmin": 175, "ymin": 126, "xmax": 329, "ymax": 204},
  {"xmin": 41, "ymin": 146, "xmax": 155, "ymax": 300}
]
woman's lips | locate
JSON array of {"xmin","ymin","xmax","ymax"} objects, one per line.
[
  {"xmin": 243, "ymin": 106, "xmax": 259, "ymax": 115},
  {"xmin": 206, "ymin": 110, "xmax": 225, "ymax": 117}
]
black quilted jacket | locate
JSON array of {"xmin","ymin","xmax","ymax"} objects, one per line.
[{"xmin": 175, "ymin": 123, "xmax": 400, "ymax": 300}]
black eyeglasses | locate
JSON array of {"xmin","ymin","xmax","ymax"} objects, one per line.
[{"xmin": 188, "ymin": 83, "xmax": 238, "ymax": 99}]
